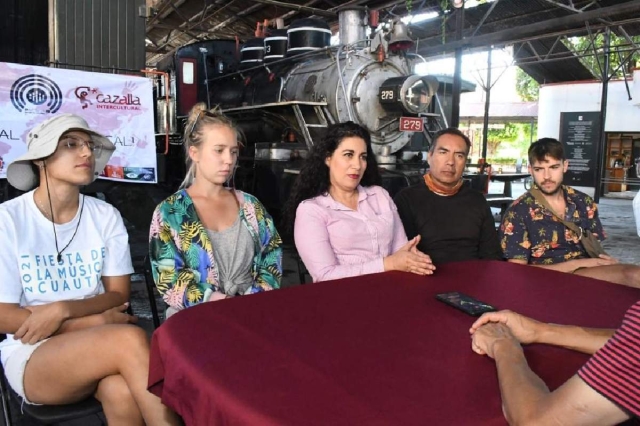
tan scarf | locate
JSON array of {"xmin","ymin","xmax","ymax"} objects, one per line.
[{"xmin": 423, "ymin": 172, "xmax": 463, "ymax": 196}]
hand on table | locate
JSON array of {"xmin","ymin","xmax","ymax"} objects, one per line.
[
  {"xmin": 469, "ymin": 310, "xmax": 541, "ymax": 345},
  {"xmin": 385, "ymin": 236, "xmax": 436, "ymax": 276},
  {"xmin": 471, "ymin": 323, "xmax": 521, "ymax": 359},
  {"xmin": 574, "ymin": 255, "xmax": 618, "ymax": 269}
]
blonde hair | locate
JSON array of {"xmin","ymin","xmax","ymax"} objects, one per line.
[{"xmin": 180, "ymin": 102, "xmax": 242, "ymax": 189}]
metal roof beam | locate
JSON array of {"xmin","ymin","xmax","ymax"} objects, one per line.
[
  {"xmin": 417, "ymin": 1, "xmax": 640, "ymax": 56},
  {"xmin": 147, "ymin": 0, "xmax": 188, "ymax": 30},
  {"xmin": 543, "ymin": 0, "xmax": 581, "ymax": 14},
  {"xmin": 617, "ymin": 25, "xmax": 639, "ymax": 49},
  {"xmin": 515, "ymin": 45, "xmax": 638, "ymax": 66},
  {"xmin": 210, "ymin": 3, "xmax": 264, "ymax": 32},
  {"xmin": 543, "ymin": 36, "xmax": 563, "ymax": 60},
  {"xmin": 249, "ymin": 0, "xmax": 336, "ymax": 17},
  {"xmin": 471, "ymin": 0, "xmax": 501, "ymax": 38}
]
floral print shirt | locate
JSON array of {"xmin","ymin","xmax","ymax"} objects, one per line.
[
  {"xmin": 499, "ymin": 185, "xmax": 605, "ymax": 265},
  {"xmin": 149, "ymin": 189, "xmax": 282, "ymax": 310}
]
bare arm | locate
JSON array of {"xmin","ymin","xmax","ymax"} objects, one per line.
[
  {"xmin": 483, "ymin": 332, "xmax": 629, "ymax": 426},
  {"xmin": 13, "ymin": 275, "xmax": 132, "ymax": 344},
  {"xmin": 470, "ymin": 310, "xmax": 614, "ymax": 355},
  {"xmin": 508, "ymin": 257, "xmax": 618, "ymax": 273},
  {"xmin": 58, "ymin": 274, "xmax": 130, "ymax": 321},
  {"xmin": 536, "ymin": 322, "xmax": 613, "ymax": 355},
  {"xmin": 0, "ymin": 303, "xmax": 31, "ymax": 334},
  {"xmin": 55, "ymin": 275, "xmax": 133, "ymax": 333}
]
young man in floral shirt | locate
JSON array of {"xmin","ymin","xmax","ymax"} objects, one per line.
[{"xmin": 499, "ymin": 138, "xmax": 640, "ymax": 288}]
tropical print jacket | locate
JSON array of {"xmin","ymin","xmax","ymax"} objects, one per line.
[
  {"xmin": 149, "ymin": 189, "xmax": 282, "ymax": 310},
  {"xmin": 499, "ymin": 185, "xmax": 605, "ymax": 265}
]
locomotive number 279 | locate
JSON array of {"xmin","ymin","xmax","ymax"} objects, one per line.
[
  {"xmin": 380, "ymin": 90, "xmax": 394, "ymax": 100},
  {"xmin": 399, "ymin": 117, "xmax": 424, "ymax": 132}
]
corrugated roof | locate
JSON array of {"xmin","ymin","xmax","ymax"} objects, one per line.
[
  {"xmin": 145, "ymin": 0, "xmax": 640, "ymax": 84},
  {"xmin": 515, "ymin": 37, "xmax": 596, "ymax": 84}
]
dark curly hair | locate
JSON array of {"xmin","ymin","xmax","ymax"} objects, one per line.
[{"xmin": 282, "ymin": 121, "xmax": 381, "ymax": 234}]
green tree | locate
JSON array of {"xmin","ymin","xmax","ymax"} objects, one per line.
[
  {"xmin": 515, "ymin": 68, "xmax": 539, "ymax": 101},
  {"xmin": 515, "ymin": 33, "xmax": 640, "ymax": 100},
  {"xmin": 473, "ymin": 123, "xmax": 519, "ymax": 158},
  {"xmin": 563, "ymin": 33, "xmax": 640, "ymax": 79}
]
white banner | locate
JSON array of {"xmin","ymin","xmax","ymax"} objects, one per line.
[{"xmin": 0, "ymin": 62, "xmax": 157, "ymax": 183}]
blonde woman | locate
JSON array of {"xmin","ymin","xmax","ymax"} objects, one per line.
[{"xmin": 149, "ymin": 103, "xmax": 282, "ymax": 316}]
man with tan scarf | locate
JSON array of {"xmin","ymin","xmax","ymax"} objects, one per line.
[{"xmin": 394, "ymin": 128, "xmax": 503, "ymax": 264}]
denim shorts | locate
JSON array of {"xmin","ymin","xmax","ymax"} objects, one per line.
[{"xmin": 3, "ymin": 339, "xmax": 47, "ymax": 405}]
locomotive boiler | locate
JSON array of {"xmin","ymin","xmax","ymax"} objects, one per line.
[{"xmin": 154, "ymin": 7, "xmax": 444, "ymax": 217}]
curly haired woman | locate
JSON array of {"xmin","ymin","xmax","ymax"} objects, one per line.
[{"xmin": 284, "ymin": 121, "xmax": 435, "ymax": 282}]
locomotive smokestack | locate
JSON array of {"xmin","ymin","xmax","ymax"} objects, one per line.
[{"xmin": 338, "ymin": 7, "xmax": 366, "ymax": 46}]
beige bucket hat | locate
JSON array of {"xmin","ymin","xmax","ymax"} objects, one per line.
[{"xmin": 7, "ymin": 114, "xmax": 116, "ymax": 191}]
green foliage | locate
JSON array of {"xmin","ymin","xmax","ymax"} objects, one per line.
[
  {"xmin": 471, "ymin": 122, "xmax": 537, "ymax": 160},
  {"xmin": 515, "ymin": 68, "xmax": 539, "ymax": 101},
  {"xmin": 485, "ymin": 123, "xmax": 518, "ymax": 156},
  {"xmin": 487, "ymin": 157, "xmax": 517, "ymax": 165},
  {"xmin": 516, "ymin": 33, "xmax": 640, "ymax": 100},
  {"xmin": 563, "ymin": 33, "xmax": 640, "ymax": 79}
]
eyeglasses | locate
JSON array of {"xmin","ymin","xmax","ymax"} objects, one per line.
[{"xmin": 59, "ymin": 136, "xmax": 103, "ymax": 156}]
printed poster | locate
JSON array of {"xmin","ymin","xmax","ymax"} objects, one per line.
[{"xmin": 0, "ymin": 62, "xmax": 157, "ymax": 183}]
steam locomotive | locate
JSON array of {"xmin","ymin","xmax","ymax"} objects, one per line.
[{"xmin": 153, "ymin": 8, "xmax": 446, "ymax": 217}]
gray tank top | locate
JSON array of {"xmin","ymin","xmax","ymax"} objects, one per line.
[{"xmin": 206, "ymin": 217, "xmax": 255, "ymax": 296}]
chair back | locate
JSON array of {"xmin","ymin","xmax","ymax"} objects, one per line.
[
  {"xmin": 143, "ymin": 255, "xmax": 162, "ymax": 328},
  {"xmin": 0, "ymin": 334, "xmax": 13, "ymax": 426}
]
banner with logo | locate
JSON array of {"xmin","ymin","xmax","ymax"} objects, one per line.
[{"xmin": 0, "ymin": 62, "xmax": 157, "ymax": 183}]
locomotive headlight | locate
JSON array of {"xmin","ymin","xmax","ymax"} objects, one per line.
[{"xmin": 378, "ymin": 75, "xmax": 439, "ymax": 114}]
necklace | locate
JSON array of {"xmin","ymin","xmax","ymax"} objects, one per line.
[{"xmin": 38, "ymin": 167, "xmax": 86, "ymax": 264}]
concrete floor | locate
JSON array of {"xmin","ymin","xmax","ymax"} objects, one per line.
[{"xmin": 3, "ymin": 181, "xmax": 639, "ymax": 426}]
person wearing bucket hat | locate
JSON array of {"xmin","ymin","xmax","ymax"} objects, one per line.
[
  {"xmin": 6, "ymin": 113, "xmax": 116, "ymax": 191},
  {"xmin": 0, "ymin": 114, "xmax": 181, "ymax": 425}
]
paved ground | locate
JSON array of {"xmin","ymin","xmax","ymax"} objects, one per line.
[{"xmin": 3, "ymin": 181, "xmax": 638, "ymax": 426}]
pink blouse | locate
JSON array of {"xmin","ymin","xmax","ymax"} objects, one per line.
[{"xmin": 294, "ymin": 185, "xmax": 408, "ymax": 282}]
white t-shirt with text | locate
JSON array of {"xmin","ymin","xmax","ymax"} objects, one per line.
[{"xmin": 0, "ymin": 191, "xmax": 134, "ymax": 365}]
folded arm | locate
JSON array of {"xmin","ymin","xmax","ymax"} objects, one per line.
[
  {"xmin": 0, "ymin": 275, "xmax": 132, "ymax": 343},
  {"xmin": 54, "ymin": 274, "xmax": 133, "ymax": 333}
]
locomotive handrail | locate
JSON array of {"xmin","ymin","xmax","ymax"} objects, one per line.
[{"xmin": 221, "ymin": 100, "xmax": 328, "ymax": 112}]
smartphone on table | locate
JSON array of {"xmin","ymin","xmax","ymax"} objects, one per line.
[{"xmin": 435, "ymin": 292, "xmax": 496, "ymax": 317}]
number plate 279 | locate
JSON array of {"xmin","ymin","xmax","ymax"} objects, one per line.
[{"xmin": 399, "ymin": 117, "xmax": 424, "ymax": 132}]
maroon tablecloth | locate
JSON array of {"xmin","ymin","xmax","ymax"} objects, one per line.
[{"xmin": 148, "ymin": 260, "xmax": 640, "ymax": 426}]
